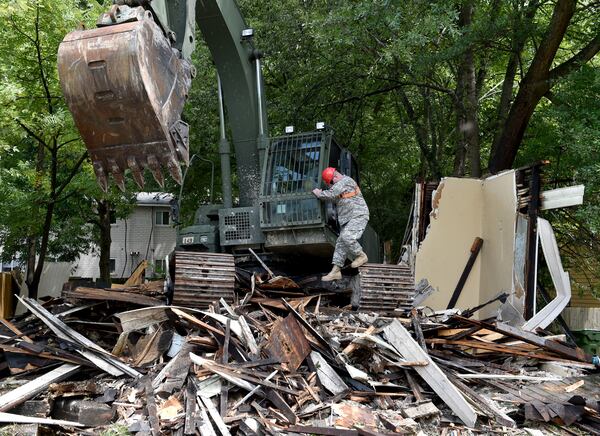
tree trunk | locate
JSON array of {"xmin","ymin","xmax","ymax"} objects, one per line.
[
  {"xmin": 97, "ymin": 199, "xmax": 112, "ymax": 286},
  {"xmin": 27, "ymin": 201, "xmax": 54, "ymax": 299},
  {"xmin": 397, "ymin": 90, "xmax": 442, "ymax": 179},
  {"xmin": 455, "ymin": 0, "xmax": 481, "ymax": 177},
  {"xmin": 25, "ymin": 237, "xmax": 37, "ymax": 295},
  {"xmin": 490, "ymin": 2, "xmax": 538, "ymax": 159},
  {"xmin": 489, "ymin": 0, "xmax": 581, "ymax": 173}
]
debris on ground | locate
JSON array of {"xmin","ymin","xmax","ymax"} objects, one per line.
[{"xmin": 0, "ymin": 277, "xmax": 598, "ymax": 435}]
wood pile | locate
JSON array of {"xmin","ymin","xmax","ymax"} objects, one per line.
[{"xmin": 0, "ymin": 288, "xmax": 598, "ymax": 435}]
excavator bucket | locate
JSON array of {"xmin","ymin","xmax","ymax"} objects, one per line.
[{"xmin": 57, "ymin": 13, "xmax": 193, "ymax": 191}]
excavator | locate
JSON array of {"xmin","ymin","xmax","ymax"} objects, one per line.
[{"xmin": 57, "ymin": 0, "xmax": 414, "ymax": 312}]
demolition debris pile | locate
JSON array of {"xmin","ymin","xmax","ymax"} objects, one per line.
[{"xmin": 0, "ymin": 281, "xmax": 599, "ymax": 435}]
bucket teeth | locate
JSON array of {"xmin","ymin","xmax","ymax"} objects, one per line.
[
  {"xmin": 127, "ymin": 156, "xmax": 145, "ymax": 189},
  {"xmin": 107, "ymin": 158, "xmax": 126, "ymax": 192},
  {"xmin": 147, "ymin": 155, "xmax": 164, "ymax": 187},
  {"xmin": 167, "ymin": 159, "xmax": 183, "ymax": 185},
  {"xmin": 93, "ymin": 161, "xmax": 108, "ymax": 193}
]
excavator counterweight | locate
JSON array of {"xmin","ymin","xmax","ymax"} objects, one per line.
[{"xmin": 58, "ymin": 10, "xmax": 192, "ymax": 191}]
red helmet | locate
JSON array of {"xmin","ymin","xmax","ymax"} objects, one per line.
[{"xmin": 322, "ymin": 167, "xmax": 336, "ymax": 185}]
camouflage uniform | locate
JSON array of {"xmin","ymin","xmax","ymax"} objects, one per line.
[{"xmin": 316, "ymin": 175, "xmax": 370, "ymax": 267}]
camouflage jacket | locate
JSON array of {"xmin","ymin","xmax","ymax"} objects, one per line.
[{"xmin": 317, "ymin": 175, "xmax": 369, "ymax": 225}]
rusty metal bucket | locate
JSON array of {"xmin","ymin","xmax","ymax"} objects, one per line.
[{"xmin": 58, "ymin": 14, "xmax": 192, "ymax": 191}]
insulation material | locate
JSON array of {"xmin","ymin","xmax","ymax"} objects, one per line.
[{"xmin": 415, "ymin": 171, "xmax": 517, "ymax": 319}]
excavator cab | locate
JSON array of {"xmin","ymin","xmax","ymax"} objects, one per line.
[{"xmin": 257, "ymin": 129, "xmax": 375, "ymax": 259}]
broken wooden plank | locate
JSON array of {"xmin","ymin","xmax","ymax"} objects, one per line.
[
  {"xmin": 402, "ymin": 402, "xmax": 439, "ymax": 420},
  {"xmin": 17, "ymin": 296, "xmax": 140, "ymax": 378},
  {"xmin": 404, "ymin": 370, "xmax": 425, "ymax": 402},
  {"xmin": 220, "ymin": 319, "xmax": 231, "ymax": 417},
  {"xmin": 457, "ymin": 374, "xmax": 560, "ymax": 381},
  {"xmin": 144, "ymin": 377, "xmax": 161, "ymax": 436},
  {"xmin": 447, "ymin": 237, "xmax": 483, "ymax": 310},
  {"xmin": 309, "ymin": 351, "xmax": 349, "ymax": 396},
  {"xmin": 0, "ymin": 317, "xmax": 33, "ymax": 344},
  {"xmin": 266, "ymin": 314, "xmax": 310, "ymax": 371},
  {"xmin": 231, "ymin": 370, "xmax": 277, "ymax": 412},
  {"xmin": 115, "ymin": 305, "xmax": 206, "ymax": 333},
  {"xmin": 450, "ymin": 375, "xmax": 516, "ymax": 428},
  {"xmin": 383, "ymin": 319, "xmax": 477, "ymax": 427},
  {"xmin": 342, "ymin": 325, "xmax": 376, "ymax": 357},
  {"xmin": 238, "ymin": 316, "xmax": 259, "ymax": 357},
  {"xmin": 286, "ymin": 425, "xmax": 358, "ymax": 436},
  {"xmin": 0, "ymin": 411, "xmax": 83, "ymax": 427},
  {"xmin": 199, "ymin": 396, "xmax": 231, "ymax": 436},
  {"xmin": 426, "ymin": 338, "xmax": 582, "ymax": 363},
  {"xmin": 494, "ymin": 322, "xmax": 589, "ymax": 362},
  {"xmin": 0, "ymin": 364, "xmax": 80, "ymax": 412},
  {"xmin": 184, "ymin": 382, "xmax": 198, "ymax": 435},
  {"xmin": 196, "ymin": 398, "xmax": 217, "ymax": 436},
  {"xmin": 112, "ymin": 259, "xmax": 148, "ymax": 288},
  {"xmin": 282, "ymin": 299, "xmax": 333, "ymax": 356},
  {"xmin": 64, "ymin": 286, "xmax": 163, "ymax": 306},
  {"xmin": 265, "ymin": 389, "xmax": 297, "ymax": 425}
]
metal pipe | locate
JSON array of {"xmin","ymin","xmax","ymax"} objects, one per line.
[
  {"xmin": 255, "ymin": 57, "xmax": 264, "ymax": 136},
  {"xmin": 254, "ymin": 55, "xmax": 269, "ymax": 171},
  {"xmin": 217, "ymin": 73, "xmax": 226, "ymax": 140},
  {"xmin": 217, "ymin": 73, "xmax": 233, "ymax": 208}
]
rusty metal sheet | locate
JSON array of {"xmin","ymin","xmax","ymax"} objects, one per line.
[{"xmin": 266, "ymin": 314, "xmax": 310, "ymax": 371}]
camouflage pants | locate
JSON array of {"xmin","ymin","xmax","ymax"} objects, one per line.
[{"xmin": 332, "ymin": 215, "xmax": 369, "ymax": 267}]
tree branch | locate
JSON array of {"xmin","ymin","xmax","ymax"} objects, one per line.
[
  {"xmin": 54, "ymin": 151, "xmax": 88, "ymax": 200},
  {"xmin": 8, "ymin": 16, "xmax": 36, "ymax": 45},
  {"xmin": 33, "ymin": 4, "xmax": 54, "ymax": 115},
  {"xmin": 549, "ymin": 31, "xmax": 600, "ymax": 81},
  {"xmin": 57, "ymin": 137, "xmax": 81, "ymax": 150},
  {"xmin": 15, "ymin": 118, "xmax": 49, "ymax": 150}
]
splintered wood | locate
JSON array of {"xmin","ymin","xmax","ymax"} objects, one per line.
[{"xmin": 0, "ymin": 280, "xmax": 598, "ymax": 434}]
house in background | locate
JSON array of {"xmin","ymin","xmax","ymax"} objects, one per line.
[{"xmin": 74, "ymin": 192, "xmax": 177, "ymax": 280}]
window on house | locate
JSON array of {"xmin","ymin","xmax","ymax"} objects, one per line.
[
  {"xmin": 109, "ymin": 258, "xmax": 116, "ymax": 274},
  {"xmin": 155, "ymin": 210, "xmax": 170, "ymax": 226}
]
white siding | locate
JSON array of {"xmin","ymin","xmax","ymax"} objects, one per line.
[{"xmin": 72, "ymin": 204, "xmax": 176, "ymax": 280}]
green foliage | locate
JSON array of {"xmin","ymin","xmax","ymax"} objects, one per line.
[
  {"xmin": 0, "ymin": 0, "xmax": 598, "ymax": 288},
  {"xmin": 0, "ymin": 0, "xmax": 127, "ymax": 269}
]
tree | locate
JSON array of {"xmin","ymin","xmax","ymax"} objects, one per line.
[
  {"xmin": 0, "ymin": 0, "xmax": 102, "ymax": 297},
  {"xmin": 489, "ymin": 0, "xmax": 600, "ymax": 172}
]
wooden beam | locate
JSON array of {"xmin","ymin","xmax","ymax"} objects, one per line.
[
  {"xmin": 447, "ymin": 237, "xmax": 483, "ymax": 310},
  {"xmin": 0, "ymin": 364, "xmax": 80, "ymax": 412},
  {"xmin": 383, "ymin": 320, "xmax": 477, "ymax": 428}
]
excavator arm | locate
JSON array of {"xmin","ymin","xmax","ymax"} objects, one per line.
[{"xmin": 58, "ymin": 0, "xmax": 267, "ymax": 207}]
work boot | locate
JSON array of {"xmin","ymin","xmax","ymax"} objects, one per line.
[
  {"xmin": 322, "ymin": 265, "xmax": 342, "ymax": 282},
  {"xmin": 350, "ymin": 251, "xmax": 368, "ymax": 268}
]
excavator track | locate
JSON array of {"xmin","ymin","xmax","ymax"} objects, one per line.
[
  {"xmin": 171, "ymin": 251, "xmax": 236, "ymax": 309},
  {"xmin": 353, "ymin": 264, "xmax": 416, "ymax": 313}
]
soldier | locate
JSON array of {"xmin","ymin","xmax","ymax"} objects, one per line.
[{"xmin": 312, "ymin": 167, "xmax": 369, "ymax": 281}]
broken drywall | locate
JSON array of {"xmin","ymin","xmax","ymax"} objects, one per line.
[
  {"xmin": 414, "ymin": 177, "xmax": 485, "ymax": 317},
  {"xmin": 415, "ymin": 171, "xmax": 517, "ymax": 320}
]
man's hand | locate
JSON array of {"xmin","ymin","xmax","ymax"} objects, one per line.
[{"xmin": 312, "ymin": 188, "xmax": 322, "ymax": 197}]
